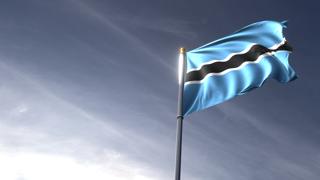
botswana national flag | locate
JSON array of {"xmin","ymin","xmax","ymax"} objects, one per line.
[{"xmin": 183, "ymin": 20, "xmax": 297, "ymax": 116}]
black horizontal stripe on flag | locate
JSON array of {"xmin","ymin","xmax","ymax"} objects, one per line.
[{"xmin": 185, "ymin": 41, "xmax": 292, "ymax": 82}]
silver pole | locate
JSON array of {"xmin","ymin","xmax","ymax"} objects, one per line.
[{"xmin": 175, "ymin": 47, "xmax": 186, "ymax": 180}]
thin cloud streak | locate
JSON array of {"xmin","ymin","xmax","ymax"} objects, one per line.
[
  {"xmin": 71, "ymin": 0, "xmax": 174, "ymax": 71},
  {"xmin": 0, "ymin": 60, "xmax": 121, "ymax": 137}
]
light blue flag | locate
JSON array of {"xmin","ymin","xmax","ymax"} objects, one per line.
[{"xmin": 183, "ymin": 20, "xmax": 296, "ymax": 116}]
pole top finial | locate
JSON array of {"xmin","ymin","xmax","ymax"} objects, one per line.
[{"xmin": 179, "ymin": 47, "xmax": 186, "ymax": 54}]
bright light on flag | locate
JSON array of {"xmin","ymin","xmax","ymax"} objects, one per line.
[{"xmin": 183, "ymin": 20, "xmax": 297, "ymax": 116}]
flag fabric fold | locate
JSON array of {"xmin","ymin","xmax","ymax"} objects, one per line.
[{"xmin": 183, "ymin": 20, "xmax": 296, "ymax": 116}]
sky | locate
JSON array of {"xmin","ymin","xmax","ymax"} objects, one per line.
[{"xmin": 0, "ymin": 0, "xmax": 319, "ymax": 179}]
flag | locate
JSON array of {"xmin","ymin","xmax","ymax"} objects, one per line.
[{"xmin": 183, "ymin": 20, "xmax": 297, "ymax": 116}]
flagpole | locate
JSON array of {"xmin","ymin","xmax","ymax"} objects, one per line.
[{"xmin": 175, "ymin": 47, "xmax": 186, "ymax": 180}]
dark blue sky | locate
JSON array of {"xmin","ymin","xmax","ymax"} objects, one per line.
[{"xmin": 0, "ymin": 0, "xmax": 319, "ymax": 179}]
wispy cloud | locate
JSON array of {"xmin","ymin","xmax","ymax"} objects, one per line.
[
  {"xmin": 70, "ymin": 0, "xmax": 174, "ymax": 71},
  {"xmin": 0, "ymin": 60, "xmax": 169, "ymax": 179},
  {"xmin": 108, "ymin": 14, "xmax": 199, "ymax": 39}
]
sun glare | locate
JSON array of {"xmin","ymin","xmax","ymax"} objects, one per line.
[
  {"xmin": 178, "ymin": 53, "xmax": 184, "ymax": 84},
  {"xmin": 0, "ymin": 151, "xmax": 154, "ymax": 180}
]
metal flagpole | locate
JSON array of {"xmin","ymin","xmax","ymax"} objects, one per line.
[{"xmin": 175, "ymin": 47, "xmax": 186, "ymax": 180}]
